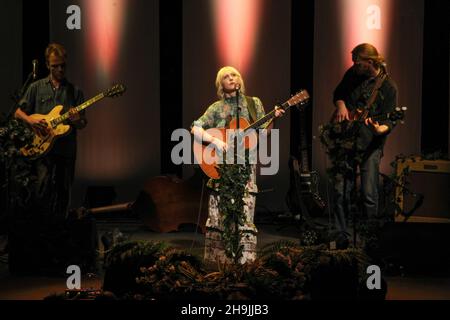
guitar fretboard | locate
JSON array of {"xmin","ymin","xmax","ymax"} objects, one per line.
[
  {"xmin": 243, "ymin": 101, "xmax": 291, "ymax": 132},
  {"xmin": 51, "ymin": 93, "xmax": 105, "ymax": 127}
]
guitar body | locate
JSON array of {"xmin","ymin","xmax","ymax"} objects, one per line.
[
  {"xmin": 20, "ymin": 105, "xmax": 71, "ymax": 158},
  {"xmin": 193, "ymin": 117, "xmax": 257, "ymax": 179},
  {"xmin": 297, "ymin": 170, "xmax": 326, "ymax": 216},
  {"xmin": 286, "ymin": 157, "xmax": 325, "ymax": 220}
]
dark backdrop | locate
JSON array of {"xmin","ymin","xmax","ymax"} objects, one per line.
[{"xmin": 1, "ymin": 0, "xmax": 448, "ymax": 215}]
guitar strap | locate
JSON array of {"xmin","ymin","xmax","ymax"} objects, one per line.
[
  {"xmin": 365, "ymin": 72, "xmax": 387, "ymax": 111},
  {"xmin": 245, "ymin": 95, "xmax": 257, "ymax": 123},
  {"xmin": 66, "ymin": 82, "xmax": 75, "ymax": 111}
]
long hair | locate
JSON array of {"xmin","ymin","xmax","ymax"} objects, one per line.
[
  {"xmin": 215, "ymin": 66, "xmax": 246, "ymax": 98},
  {"xmin": 351, "ymin": 43, "xmax": 386, "ymax": 70}
]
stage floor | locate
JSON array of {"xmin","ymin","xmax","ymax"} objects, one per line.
[{"xmin": 0, "ymin": 220, "xmax": 449, "ymax": 300}]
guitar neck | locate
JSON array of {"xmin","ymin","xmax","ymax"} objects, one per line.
[
  {"xmin": 298, "ymin": 111, "xmax": 310, "ymax": 172},
  {"xmin": 243, "ymin": 100, "xmax": 291, "ymax": 132},
  {"xmin": 371, "ymin": 113, "xmax": 390, "ymax": 122},
  {"xmin": 53, "ymin": 93, "xmax": 106, "ymax": 125}
]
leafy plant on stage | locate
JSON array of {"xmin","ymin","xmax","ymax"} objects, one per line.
[
  {"xmin": 133, "ymin": 240, "xmax": 309, "ymax": 300},
  {"xmin": 318, "ymin": 121, "xmax": 365, "ymax": 185},
  {"xmin": 99, "ymin": 239, "xmax": 372, "ymax": 300},
  {"xmin": 214, "ymin": 153, "xmax": 252, "ymax": 263},
  {"xmin": 259, "ymin": 241, "xmax": 370, "ymax": 289},
  {"xmin": 103, "ymin": 240, "xmax": 168, "ymax": 269},
  {"xmin": 135, "ymin": 247, "xmax": 207, "ymax": 300},
  {"xmin": 0, "ymin": 115, "xmax": 36, "ymax": 210}
]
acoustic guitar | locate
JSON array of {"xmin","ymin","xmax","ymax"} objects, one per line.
[
  {"xmin": 20, "ymin": 84, "xmax": 126, "ymax": 159},
  {"xmin": 193, "ymin": 90, "xmax": 310, "ymax": 179}
]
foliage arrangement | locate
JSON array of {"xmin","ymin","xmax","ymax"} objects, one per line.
[
  {"xmin": 0, "ymin": 115, "xmax": 36, "ymax": 211},
  {"xmin": 215, "ymin": 152, "xmax": 251, "ymax": 263},
  {"xmin": 318, "ymin": 121, "xmax": 365, "ymax": 184},
  {"xmin": 99, "ymin": 240, "xmax": 371, "ymax": 300}
]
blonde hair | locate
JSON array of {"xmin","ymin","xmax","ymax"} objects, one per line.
[
  {"xmin": 215, "ymin": 66, "xmax": 246, "ymax": 98},
  {"xmin": 45, "ymin": 43, "xmax": 67, "ymax": 64},
  {"xmin": 351, "ymin": 43, "xmax": 385, "ymax": 68}
]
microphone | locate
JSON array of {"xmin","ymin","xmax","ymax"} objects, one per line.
[
  {"xmin": 32, "ymin": 59, "xmax": 38, "ymax": 80},
  {"xmin": 235, "ymin": 83, "xmax": 241, "ymax": 92},
  {"xmin": 380, "ymin": 62, "xmax": 388, "ymax": 75}
]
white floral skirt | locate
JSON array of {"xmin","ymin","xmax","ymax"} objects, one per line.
[{"xmin": 204, "ymin": 192, "xmax": 257, "ymax": 265}]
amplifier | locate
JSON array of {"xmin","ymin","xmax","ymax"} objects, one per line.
[{"xmin": 394, "ymin": 156, "xmax": 450, "ymax": 223}]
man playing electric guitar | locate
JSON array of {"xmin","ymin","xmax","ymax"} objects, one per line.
[
  {"xmin": 330, "ymin": 43, "xmax": 398, "ymax": 249},
  {"xmin": 14, "ymin": 43, "xmax": 87, "ymax": 220}
]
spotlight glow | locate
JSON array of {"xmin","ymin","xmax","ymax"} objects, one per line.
[
  {"xmin": 340, "ymin": 0, "xmax": 392, "ymax": 67},
  {"xmin": 85, "ymin": 0, "xmax": 126, "ymax": 82},
  {"xmin": 212, "ymin": 0, "xmax": 263, "ymax": 74}
]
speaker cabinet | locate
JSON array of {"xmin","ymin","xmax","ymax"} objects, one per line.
[{"xmin": 395, "ymin": 157, "xmax": 450, "ymax": 223}]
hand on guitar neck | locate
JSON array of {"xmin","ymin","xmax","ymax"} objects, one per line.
[
  {"xmin": 364, "ymin": 117, "xmax": 389, "ymax": 135},
  {"xmin": 68, "ymin": 107, "xmax": 87, "ymax": 129}
]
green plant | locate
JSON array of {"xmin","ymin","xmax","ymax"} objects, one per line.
[
  {"xmin": 318, "ymin": 121, "xmax": 365, "ymax": 184},
  {"xmin": 0, "ymin": 116, "xmax": 36, "ymax": 211},
  {"xmin": 215, "ymin": 155, "xmax": 251, "ymax": 263}
]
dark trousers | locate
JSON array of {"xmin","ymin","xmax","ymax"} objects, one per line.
[
  {"xmin": 33, "ymin": 154, "xmax": 75, "ymax": 221},
  {"xmin": 333, "ymin": 148, "xmax": 382, "ymax": 238}
]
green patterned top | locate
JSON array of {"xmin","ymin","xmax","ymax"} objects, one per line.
[
  {"xmin": 191, "ymin": 93, "xmax": 269, "ymax": 193},
  {"xmin": 191, "ymin": 93, "xmax": 266, "ymax": 130}
]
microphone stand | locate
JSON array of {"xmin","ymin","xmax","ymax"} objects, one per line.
[
  {"xmin": 232, "ymin": 86, "xmax": 241, "ymax": 260},
  {"xmin": 7, "ymin": 71, "xmax": 34, "ymax": 119},
  {"xmin": 234, "ymin": 86, "xmax": 240, "ymax": 165}
]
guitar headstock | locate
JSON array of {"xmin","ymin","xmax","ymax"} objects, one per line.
[
  {"xmin": 286, "ymin": 89, "xmax": 310, "ymax": 108},
  {"xmin": 105, "ymin": 84, "xmax": 126, "ymax": 98},
  {"xmin": 390, "ymin": 106, "xmax": 407, "ymax": 123}
]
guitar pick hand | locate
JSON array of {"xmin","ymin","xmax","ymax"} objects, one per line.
[
  {"xmin": 28, "ymin": 117, "xmax": 49, "ymax": 137},
  {"xmin": 212, "ymin": 138, "xmax": 228, "ymax": 152},
  {"xmin": 335, "ymin": 105, "xmax": 350, "ymax": 122}
]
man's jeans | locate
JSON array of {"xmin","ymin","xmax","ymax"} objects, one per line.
[{"xmin": 333, "ymin": 148, "xmax": 382, "ymax": 238}]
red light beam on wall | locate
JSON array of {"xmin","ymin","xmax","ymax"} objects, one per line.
[
  {"xmin": 340, "ymin": 0, "xmax": 393, "ymax": 68},
  {"xmin": 85, "ymin": 0, "xmax": 127, "ymax": 83},
  {"xmin": 212, "ymin": 0, "xmax": 263, "ymax": 75}
]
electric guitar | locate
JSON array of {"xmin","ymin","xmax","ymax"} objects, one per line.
[
  {"xmin": 20, "ymin": 84, "xmax": 126, "ymax": 158},
  {"xmin": 321, "ymin": 106, "xmax": 407, "ymax": 154},
  {"xmin": 286, "ymin": 107, "xmax": 326, "ymax": 219},
  {"xmin": 193, "ymin": 90, "xmax": 310, "ymax": 179},
  {"xmin": 330, "ymin": 106, "xmax": 407, "ymax": 131}
]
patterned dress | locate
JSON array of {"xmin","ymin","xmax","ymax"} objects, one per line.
[{"xmin": 191, "ymin": 93, "xmax": 267, "ymax": 265}]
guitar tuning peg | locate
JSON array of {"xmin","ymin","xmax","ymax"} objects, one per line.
[
  {"xmin": 395, "ymin": 107, "xmax": 400, "ymax": 111},
  {"xmin": 402, "ymin": 106, "xmax": 407, "ymax": 111},
  {"xmin": 400, "ymin": 120, "xmax": 405, "ymax": 124}
]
